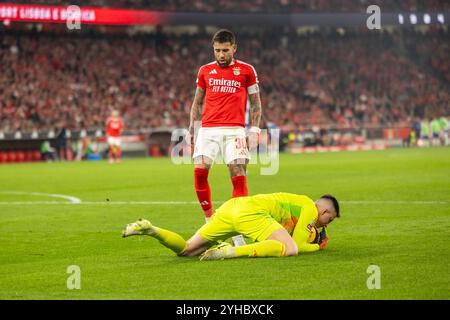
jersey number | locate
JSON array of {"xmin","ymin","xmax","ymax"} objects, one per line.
[{"xmin": 235, "ymin": 137, "xmax": 247, "ymax": 150}]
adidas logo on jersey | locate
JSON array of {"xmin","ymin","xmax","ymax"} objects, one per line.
[
  {"xmin": 200, "ymin": 201, "xmax": 209, "ymax": 206},
  {"xmin": 209, "ymin": 69, "xmax": 217, "ymax": 74}
]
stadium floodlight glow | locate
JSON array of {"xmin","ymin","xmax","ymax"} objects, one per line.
[
  {"xmin": 437, "ymin": 14, "xmax": 444, "ymax": 24},
  {"xmin": 423, "ymin": 14, "xmax": 431, "ymax": 24},
  {"xmin": 398, "ymin": 14, "xmax": 404, "ymax": 24},
  {"xmin": 409, "ymin": 14, "xmax": 417, "ymax": 24}
]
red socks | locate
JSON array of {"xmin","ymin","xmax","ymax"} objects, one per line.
[
  {"xmin": 116, "ymin": 146, "xmax": 121, "ymax": 161},
  {"xmin": 109, "ymin": 146, "xmax": 121, "ymax": 161},
  {"xmin": 195, "ymin": 168, "xmax": 248, "ymax": 218},
  {"xmin": 194, "ymin": 168, "xmax": 213, "ymax": 218},
  {"xmin": 231, "ymin": 175, "xmax": 248, "ymax": 198}
]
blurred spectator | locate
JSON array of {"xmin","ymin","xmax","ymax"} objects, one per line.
[
  {"xmin": 40, "ymin": 140, "xmax": 56, "ymax": 161},
  {"xmin": 431, "ymin": 117, "xmax": 441, "ymax": 146},
  {"xmin": 419, "ymin": 118, "xmax": 431, "ymax": 146},
  {"xmin": 439, "ymin": 116, "xmax": 449, "ymax": 146},
  {"xmin": 55, "ymin": 123, "xmax": 68, "ymax": 161}
]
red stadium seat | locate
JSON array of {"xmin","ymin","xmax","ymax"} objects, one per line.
[
  {"xmin": 32, "ymin": 150, "xmax": 42, "ymax": 161},
  {"xmin": 25, "ymin": 151, "xmax": 34, "ymax": 162},
  {"xmin": 7, "ymin": 151, "xmax": 16, "ymax": 163},
  {"xmin": 0, "ymin": 152, "xmax": 7, "ymax": 163},
  {"xmin": 16, "ymin": 151, "xmax": 26, "ymax": 162}
]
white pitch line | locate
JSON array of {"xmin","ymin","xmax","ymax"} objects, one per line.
[
  {"xmin": 0, "ymin": 201, "xmax": 200, "ymax": 205},
  {"xmin": 342, "ymin": 200, "xmax": 450, "ymax": 205},
  {"xmin": 0, "ymin": 200, "xmax": 448, "ymax": 205},
  {"xmin": 0, "ymin": 191, "xmax": 82, "ymax": 203}
]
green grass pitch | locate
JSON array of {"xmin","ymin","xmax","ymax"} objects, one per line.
[{"xmin": 0, "ymin": 147, "xmax": 449, "ymax": 299}]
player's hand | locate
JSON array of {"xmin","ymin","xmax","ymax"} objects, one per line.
[
  {"xmin": 246, "ymin": 127, "xmax": 260, "ymax": 152},
  {"xmin": 246, "ymin": 132, "xmax": 258, "ymax": 152},
  {"xmin": 186, "ymin": 128, "xmax": 195, "ymax": 154}
]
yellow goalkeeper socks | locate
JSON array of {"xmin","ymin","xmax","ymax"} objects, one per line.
[
  {"xmin": 228, "ymin": 240, "xmax": 286, "ymax": 258},
  {"xmin": 147, "ymin": 227, "xmax": 187, "ymax": 255}
]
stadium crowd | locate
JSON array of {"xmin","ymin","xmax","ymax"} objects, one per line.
[
  {"xmin": 408, "ymin": 31, "xmax": 450, "ymax": 82},
  {"xmin": 3, "ymin": 0, "xmax": 449, "ymax": 12},
  {"xmin": 0, "ymin": 27, "xmax": 448, "ymax": 135}
]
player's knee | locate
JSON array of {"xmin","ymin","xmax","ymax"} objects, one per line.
[
  {"xmin": 284, "ymin": 243, "xmax": 298, "ymax": 257},
  {"xmin": 195, "ymin": 163, "xmax": 211, "ymax": 170},
  {"xmin": 194, "ymin": 156, "xmax": 212, "ymax": 169},
  {"xmin": 228, "ymin": 164, "xmax": 246, "ymax": 177}
]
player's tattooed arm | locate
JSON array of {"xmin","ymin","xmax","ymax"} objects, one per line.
[
  {"xmin": 249, "ymin": 91, "xmax": 262, "ymax": 128},
  {"xmin": 189, "ymin": 87, "xmax": 205, "ymax": 133}
]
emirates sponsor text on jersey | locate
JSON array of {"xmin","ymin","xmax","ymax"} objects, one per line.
[{"xmin": 208, "ymin": 78, "xmax": 242, "ymax": 93}]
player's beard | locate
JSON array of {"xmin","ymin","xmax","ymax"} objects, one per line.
[{"xmin": 217, "ymin": 57, "xmax": 232, "ymax": 68}]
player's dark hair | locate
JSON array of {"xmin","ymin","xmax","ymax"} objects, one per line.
[
  {"xmin": 212, "ymin": 29, "xmax": 236, "ymax": 45},
  {"xmin": 320, "ymin": 194, "xmax": 340, "ymax": 217}
]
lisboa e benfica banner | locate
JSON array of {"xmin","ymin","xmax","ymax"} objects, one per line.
[{"xmin": 0, "ymin": 3, "xmax": 164, "ymax": 25}]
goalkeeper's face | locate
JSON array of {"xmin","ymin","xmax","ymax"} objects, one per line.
[
  {"xmin": 315, "ymin": 199, "xmax": 337, "ymax": 228},
  {"xmin": 213, "ymin": 41, "xmax": 236, "ymax": 68},
  {"xmin": 318, "ymin": 211, "xmax": 336, "ymax": 228}
]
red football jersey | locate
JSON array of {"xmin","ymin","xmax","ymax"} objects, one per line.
[
  {"xmin": 196, "ymin": 59, "xmax": 258, "ymax": 127},
  {"xmin": 106, "ymin": 117, "xmax": 124, "ymax": 137}
]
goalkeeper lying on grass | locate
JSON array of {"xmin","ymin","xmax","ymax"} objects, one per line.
[{"xmin": 122, "ymin": 193, "xmax": 339, "ymax": 260}]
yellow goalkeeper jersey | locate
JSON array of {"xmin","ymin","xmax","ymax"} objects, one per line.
[{"xmin": 240, "ymin": 193, "xmax": 320, "ymax": 252}]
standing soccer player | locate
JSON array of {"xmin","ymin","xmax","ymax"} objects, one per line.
[
  {"xmin": 188, "ymin": 29, "xmax": 262, "ymax": 245},
  {"xmin": 106, "ymin": 110, "xmax": 124, "ymax": 163}
]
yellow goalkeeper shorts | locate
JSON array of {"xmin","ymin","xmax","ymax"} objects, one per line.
[{"xmin": 198, "ymin": 197, "xmax": 284, "ymax": 243}]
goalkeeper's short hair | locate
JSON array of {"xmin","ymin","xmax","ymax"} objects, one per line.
[{"xmin": 320, "ymin": 194, "xmax": 340, "ymax": 217}]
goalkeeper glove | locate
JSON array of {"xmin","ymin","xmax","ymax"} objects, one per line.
[
  {"xmin": 317, "ymin": 227, "xmax": 329, "ymax": 250},
  {"xmin": 311, "ymin": 227, "xmax": 320, "ymax": 244}
]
